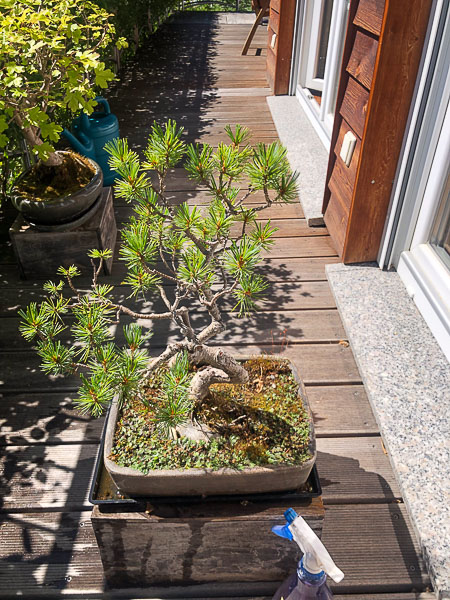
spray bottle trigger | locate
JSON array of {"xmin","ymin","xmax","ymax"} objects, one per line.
[{"xmin": 271, "ymin": 524, "xmax": 294, "ymax": 540}]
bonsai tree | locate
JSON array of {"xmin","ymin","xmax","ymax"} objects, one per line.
[
  {"xmin": 19, "ymin": 122, "xmax": 299, "ymax": 440},
  {"xmin": 0, "ymin": 0, "xmax": 125, "ymax": 167}
]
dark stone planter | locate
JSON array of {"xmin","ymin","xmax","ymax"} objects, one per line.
[
  {"xmin": 11, "ymin": 151, "xmax": 103, "ymax": 227},
  {"xmin": 104, "ymin": 357, "xmax": 317, "ymax": 497}
]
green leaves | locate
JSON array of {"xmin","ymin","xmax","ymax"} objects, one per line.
[
  {"xmin": 224, "ymin": 123, "xmax": 251, "ymax": 147},
  {"xmin": 179, "ymin": 247, "xmax": 215, "ymax": 285},
  {"xmin": 71, "ymin": 297, "xmax": 113, "ymax": 361},
  {"xmin": 0, "ymin": 0, "xmax": 120, "ymax": 160},
  {"xmin": 76, "ymin": 372, "xmax": 116, "ymax": 417},
  {"xmin": 37, "ymin": 339, "xmax": 75, "ymax": 375},
  {"xmin": 123, "ymin": 323, "xmax": 152, "ymax": 352},
  {"xmin": 18, "ymin": 303, "xmax": 53, "ymax": 342},
  {"xmin": 250, "ymin": 221, "xmax": 277, "ymax": 250},
  {"xmin": 185, "ymin": 143, "xmax": 214, "ymax": 183},
  {"xmin": 213, "ymin": 141, "xmax": 252, "ymax": 181},
  {"xmin": 119, "ymin": 220, "xmax": 159, "ymax": 271},
  {"xmin": 223, "ymin": 238, "xmax": 262, "ymax": 278},
  {"xmin": 94, "ymin": 65, "xmax": 115, "ymax": 89},
  {"xmin": 40, "ymin": 121, "xmax": 63, "ymax": 143},
  {"xmin": 173, "ymin": 202, "xmax": 202, "ymax": 233}
]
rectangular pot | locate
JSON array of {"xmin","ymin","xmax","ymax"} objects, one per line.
[{"xmin": 104, "ymin": 356, "xmax": 316, "ymax": 497}]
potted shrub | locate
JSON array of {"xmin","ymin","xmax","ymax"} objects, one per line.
[
  {"xmin": 19, "ymin": 121, "xmax": 316, "ymax": 496},
  {"xmin": 0, "ymin": 0, "xmax": 126, "ymax": 226}
]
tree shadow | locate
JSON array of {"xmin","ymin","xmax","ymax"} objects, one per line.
[
  {"xmin": 316, "ymin": 450, "xmax": 430, "ymax": 593},
  {"xmin": 0, "ymin": 12, "xmax": 271, "ymax": 596}
]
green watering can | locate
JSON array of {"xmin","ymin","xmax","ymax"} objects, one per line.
[{"xmin": 62, "ymin": 97, "xmax": 119, "ymax": 186}]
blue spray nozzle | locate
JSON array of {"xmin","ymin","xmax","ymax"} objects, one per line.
[
  {"xmin": 271, "ymin": 508, "xmax": 299, "ymax": 540},
  {"xmin": 284, "ymin": 508, "xmax": 298, "ymax": 524},
  {"xmin": 271, "ymin": 524, "xmax": 293, "ymax": 540}
]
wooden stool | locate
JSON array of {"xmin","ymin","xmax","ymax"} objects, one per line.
[
  {"xmin": 9, "ymin": 187, "xmax": 116, "ymax": 279},
  {"xmin": 242, "ymin": 0, "xmax": 270, "ymax": 55},
  {"xmin": 92, "ymin": 496, "xmax": 324, "ymax": 590}
]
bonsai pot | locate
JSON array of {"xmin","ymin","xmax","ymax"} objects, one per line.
[
  {"xmin": 104, "ymin": 357, "xmax": 316, "ymax": 497},
  {"xmin": 11, "ymin": 151, "xmax": 103, "ymax": 227}
]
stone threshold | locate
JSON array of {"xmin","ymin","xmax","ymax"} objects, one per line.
[
  {"xmin": 326, "ymin": 262, "xmax": 450, "ymax": 600},
  {"xmin": 267, "ymin": 96, "xmax": 328, "ymax": 227}
]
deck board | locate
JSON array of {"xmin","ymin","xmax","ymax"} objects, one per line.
[
  {"xmin": 0, "ymin": 505, "xmax": 430, "ymax": 597},
  {"xmin": 0, "ymin": 13, "xmax": 430, "ymax": 598},
  {"xmin": 0, "ymin": 438, "xmax": 400, "ymax": 511}
]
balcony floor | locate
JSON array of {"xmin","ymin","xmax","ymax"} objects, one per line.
[{"xmin": 0, "ymin": 13, "xmax": 434, "ymax": 599}]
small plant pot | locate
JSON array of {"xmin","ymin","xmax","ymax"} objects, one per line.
[
  {"xmin": 104, "ymin": 356, "xmax": 316, "ymax": 497},
  {"xmin": 11, "ymin": 151, "xmax": 103, "ymax": 226}
]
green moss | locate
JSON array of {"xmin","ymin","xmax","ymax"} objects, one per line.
[
  {"xmin": 110, "ymin": 358, "xmax": 311, "ymax": 473},
  {"xmin": 16, "ymin": 152, "xmax": 95, "ymax": 201}
]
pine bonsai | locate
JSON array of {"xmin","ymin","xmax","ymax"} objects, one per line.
[{"xmin": 19, "ymin": 122, "xmax": 299, "ymax": 440}]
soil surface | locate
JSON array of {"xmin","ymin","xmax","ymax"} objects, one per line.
[
  {"xmin": 16, "ymin": 152, "xmax": 95, "ymax": 201},
  {"xmin": 111, "ymin": 358, "xmax": 312, "ymax": 472}
]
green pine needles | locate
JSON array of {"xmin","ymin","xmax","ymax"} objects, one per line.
[{"xmin": 19, "ymin": 121, "xmax": 299, "ymax": 439}]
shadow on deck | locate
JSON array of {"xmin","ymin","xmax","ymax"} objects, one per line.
[{"xmin": 0, "ymin": 13, "xmax": 431, "ymax": 599}]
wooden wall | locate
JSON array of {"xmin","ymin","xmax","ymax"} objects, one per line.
[
  {"xmin": 323, "ymin": 0, "xmax": 434, "ymax": 263},
  {"xmin": 267, "ymin": 0, "xmax": 296, "ymax": 95}
]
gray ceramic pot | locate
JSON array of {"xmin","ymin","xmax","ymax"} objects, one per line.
[
  {"xmin": 104, "ymin": 357, "xmax": 316, "ymax": 497},
  {"xmin": 11, "ymin": 152, "xmax": 103, "ymax": 226}
]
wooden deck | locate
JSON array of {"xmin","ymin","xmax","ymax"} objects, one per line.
[{"xmin": 0, "ymin": 14, "xmax": 433, "ymax": 599}]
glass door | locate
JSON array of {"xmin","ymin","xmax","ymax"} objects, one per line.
[
  {"xmin": 429, "ymin": 172, "xmax": 450, "ymax": 269},
  {"xmin": 302, "ymin": 0, "xmax": 335, "ymax": 93},
  {"xmin": 294, "ymin": 0, "xmax": 349, "ymax": 148}
]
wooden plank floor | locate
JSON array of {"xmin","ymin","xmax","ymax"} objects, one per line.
[{"xmin": 0, "ymin": 14, "xmax": 432, "ymax": 598}]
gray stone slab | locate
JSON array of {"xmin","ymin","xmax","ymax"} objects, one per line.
[
  {"xmin": 326, "ymin": 262, "xmax": 450, "ymax": 599},
  {"xmin": 267, "ymin": 96, "xmax": 328, "ymax": 226}
]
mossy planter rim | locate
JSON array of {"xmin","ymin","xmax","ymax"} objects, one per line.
[{"xmin": 103, "ymin": 356, "xmax": 317, "ymax": 497}]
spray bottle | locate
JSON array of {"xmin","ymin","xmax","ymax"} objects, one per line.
[{"xmin": 271, "ymin": 508, "xmax": 344, "ymax": 599}]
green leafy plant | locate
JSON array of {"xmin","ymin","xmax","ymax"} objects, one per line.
[
  {"xmin": 0, "ymin": 0, "xmax": 126, "ymax": 167},
  {"xmin": 19, "ymin": 122, "xmax": 299, "ymax": 441}
]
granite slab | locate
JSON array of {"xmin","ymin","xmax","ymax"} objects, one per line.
[
  {"xmin": 326, "ymin": 262, "xmax": 450, "ymax": 599},
  {"xmin": 267, "ymin": 96, "xmax": 328, "ymax": 226}
]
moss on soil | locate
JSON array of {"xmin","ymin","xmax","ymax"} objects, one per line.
[
  {"xmin": 111, "ymin": 357, "xmax": 312, "ymax": 473},
  {"xmin": 16, "ymin": 152, "xmax": 95, "ymax": 201}
]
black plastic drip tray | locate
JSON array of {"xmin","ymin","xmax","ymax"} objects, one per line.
[{"xmin": 90, "ymin": 436, "xmax": 322, "ymax": 510}]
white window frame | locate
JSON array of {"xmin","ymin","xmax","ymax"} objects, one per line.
[
  {"xmin": 379, "ymin": 0, "xmax": 450, "ymax": 362},
  {"xmin": 397, "ymin": 101, "xmax": 450, "ymax": 361},
  {"xmin": 294, "ymin": 0, "xmax": 349, "ymax": 149}
]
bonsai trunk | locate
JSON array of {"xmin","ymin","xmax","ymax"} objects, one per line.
[
  {"xmin": 173, "ymin": 346, "xmax": 249, "ymax": 442},
  {"xmin": 189, "ymin": 345, "xmax": 249, "ymax": 402},
  {"xmin": 20, "ymin": 122, "xmax": 63, "ymax": 167}
]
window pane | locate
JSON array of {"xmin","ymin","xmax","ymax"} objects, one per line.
[
  {"xmin": 429, "ymin": 170, "xmax": 450, "ymax": 269},
  {"xmin": 315, "ymin": 0, "xmax": 334, "ymax": 80}
]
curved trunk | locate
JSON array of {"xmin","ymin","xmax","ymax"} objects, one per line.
[
  {"xmin": 21, "ymin": 125, "xmax": 63, "ymax": 167},
  {"xmin": 172, "ymin": 346, "xmax": 249, "ymax": 442},
  {"xmin": 189, "ymin": 345, "xmax": 249, "ymax": 403}
]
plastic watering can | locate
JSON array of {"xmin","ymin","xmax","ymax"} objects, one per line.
[{"xmin": 62, "ymin": 97, "xmax": 120, "ymax": 186}]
